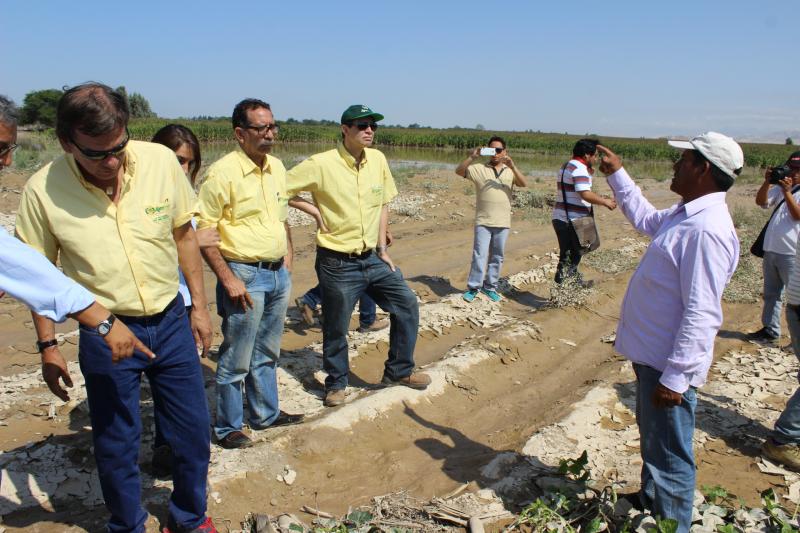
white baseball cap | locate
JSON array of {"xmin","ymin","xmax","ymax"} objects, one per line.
[{"xmin": 668, "ymin": 132, "xmax": 744, "ymax": 179}]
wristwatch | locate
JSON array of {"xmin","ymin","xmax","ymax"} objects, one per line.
[
  {"xmin": 37, "ymin": 339, "xmax": 58, "ymax": 353},
  {"xmin": 96, "ymin": 314, "xmax": 116, "ymax": 337}
]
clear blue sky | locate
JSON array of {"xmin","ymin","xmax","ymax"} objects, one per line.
[{"xmin": 4, "ymin": 0, "xmax": 798, "ymax": 140}]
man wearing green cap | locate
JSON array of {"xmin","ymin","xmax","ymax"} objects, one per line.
[{"xmin": 287, "ymin": 105, "xmax": 430, "ymax": 407}]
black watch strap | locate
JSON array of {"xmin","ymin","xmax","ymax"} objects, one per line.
[{"xmin": 37, "ymin": 339, "xmax": 59, "ymax": 353}]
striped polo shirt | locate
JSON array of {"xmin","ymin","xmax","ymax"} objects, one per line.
[{"xmin": 552, "ymin": 158, "xmax": 592, "ymax": 222}]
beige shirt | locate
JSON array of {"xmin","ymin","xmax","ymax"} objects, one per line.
[{"xmin": 466, "ymin": 163, "xmax": 514, "ymax": 228}]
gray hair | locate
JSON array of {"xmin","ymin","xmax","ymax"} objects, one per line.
[{"xmin": 0, "ymin": 95, "xmax": 19, "ymax": 127}]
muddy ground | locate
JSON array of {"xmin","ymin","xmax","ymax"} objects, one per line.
[{"xmin": 0, "ymin": 165, "xmax": 792, "ymax": 532}]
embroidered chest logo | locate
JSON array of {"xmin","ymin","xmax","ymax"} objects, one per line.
[{"xmin": 144, "ymin": 199, "xmax": 170, "ymax": 223}]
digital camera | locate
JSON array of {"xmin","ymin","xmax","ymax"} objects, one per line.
[{"xmin": 769, "ymin": 165, "xmax": 792, "ymax": 184}]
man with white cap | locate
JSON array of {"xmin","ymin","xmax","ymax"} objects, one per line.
[{"xmin": 597, "ymin": 132, "xmax": 742, "ymax": 532}]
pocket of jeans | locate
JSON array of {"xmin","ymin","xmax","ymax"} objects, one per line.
[
  {"xmin": 318, "ymin": 255, "xmax": 342, "ymax": 269},
  {"xmin": 228, "ymin": 262, "xmax": 257, "ymax": 285}
]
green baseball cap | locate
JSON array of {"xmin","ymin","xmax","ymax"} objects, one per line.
[{"xmin": 341, "ymin": 104, "xmax": 384, "ymax": 124}]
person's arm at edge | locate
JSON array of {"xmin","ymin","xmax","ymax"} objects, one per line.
[
  {"xmin": 173, "ymin": 222, "xmax": 213, "ymax": 357},
  {"xmin": 756, "ymin": 169, "xmax": 773, "ymax": 207},
  {"xmin": 455, "ymin": 148, "xmax": 480, "ymax": 177},
  {"xmin": 289, "ymin": 196, "xmax": 329, "ymax": 232},
  {"xmin": 284, "ymin": 222, "xmax": 293, "ymax": 272}
]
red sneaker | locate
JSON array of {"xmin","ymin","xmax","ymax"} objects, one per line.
[{"xmin": 163, "ymin": 516, "xmax": 218, "ymax": 533}]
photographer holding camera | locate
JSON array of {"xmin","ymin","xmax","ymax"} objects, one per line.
[{"xmin": 748, "ymin": 151, "xmax": 800, "ymax": 344}]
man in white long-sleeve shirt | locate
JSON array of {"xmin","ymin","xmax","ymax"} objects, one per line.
[{"xmin": 597, "ymin": 132, "xmax": 742, "ymax": 533}]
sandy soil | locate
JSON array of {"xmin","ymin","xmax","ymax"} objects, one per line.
[{"xmin": 0, "ymin": 167, "xmax": 791, "ymax": 532}]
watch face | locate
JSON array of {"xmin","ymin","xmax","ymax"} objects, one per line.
[{"xmin": 98, "ymin": 322, "xmax": 112, "ymax": 336}]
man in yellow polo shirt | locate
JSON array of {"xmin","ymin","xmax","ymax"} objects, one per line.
[
  {"xmin": 455, "ymin": 136, "xmax": 528, "ymax": 302},
  {"xmin": 15, "ymin": 83, "xmax": 216, "ymax": 533},
  {"xmin": 197, "ymin": 98, "xmax": 302, "ymax": 450},
  {"xmin": 287, "ymin": 104, "xmax": 430, "ymax": 407}
]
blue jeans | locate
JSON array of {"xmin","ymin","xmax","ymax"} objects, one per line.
[
  {"xmin": 301, "ymin": 284, "xmax": 378, "ymax": 327},
  {"xmin": 633, "ymin": 363, "xmax": 697, "ymax": 533},
  {"xmin": 467, "ymin": 225, "xmax": 509, "ymax": 291},
  {"xmin": 762, "ymin": 251, "xmax": 794, "ymax": 337},
  {"xmin": 316, "ymin": 249, "xmax": 418, "ymax": 391},
  {"xmin": 772, "ymin": 304, "xmax": 800, "ymax": 444},
  {"xmin": 79, "ymin": 295, "xmax": 210, "ymax": 533},
  {"xmin": 214, "ymin": 263, "xmax": 290, "ymax": 439}
]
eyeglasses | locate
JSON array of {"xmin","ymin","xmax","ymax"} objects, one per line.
[
  {"xmin": 70, "ymin": 129, "xmax": 130, "ymax": 160},
  {"xmin": 490, "ymin": 147, "xmax": 503, "ymax": 154},
  {"xmin": 244, "ymin": 123, "xmax": 279, "ymax": 135},
  {"xmin": 351, "ymin": 122, "xmax": 379, "ymax": 131},
  {"xmin": 0, "ymin": 143, "xmax": 18, "ymax": 159}
]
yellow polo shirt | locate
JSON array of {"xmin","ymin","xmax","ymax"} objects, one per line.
[
  {"xmin": 15, "ymin": 140, "xmax": 196, "ymax": 316},
  {"xmin": 197, "ymin": 149, "xmax": 288, "ymax": 263},
  {"xmin": 466, "ymin": 163, "xmax": 515, "ymax": 228},
  {"xmin": 286, "ymin": 144, "xmax": 397, "ymax": 253}
]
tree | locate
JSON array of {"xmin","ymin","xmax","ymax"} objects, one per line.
[
  {"xmin": 128, "ymin": 92, "xmax": 156, "ymax": 118},
  {"xmin": 20, "ymin": 89, "xmax": 63, "ymax": 126},
  {"xmin": 475, "ymin": 124, "xmax": 485, "ymax": 130},
  {"xmin": 787, "ymin": 137, "xmax": 794, "ymax": 146}
]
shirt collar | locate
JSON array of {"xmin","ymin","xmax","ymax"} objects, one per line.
[
  {"xmin": 682, "ymin": 191, "xmax": 727, "ymax": 217},
  {"xmin": 235, "ymin": 147, "xmax": 271, "ymax": 176},
  {"xmin": 337, "ymin": 142, "xmax": 368, "ymax": 170}
]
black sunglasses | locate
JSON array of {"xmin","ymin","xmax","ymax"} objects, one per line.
[
  {"xmin": 70, "ymin": 129, "xmax": 130, "ymax": 160},
  {"xmin": 351, "ymin": 122, "xmax": 379, "ymax": 131},
  {"xmin": 0, "ymin": 143, "xmax": 18, "ymax": 159},
  {"xmin": 244, "ymin": 123, "xmax": 279, "ymax": 135}
]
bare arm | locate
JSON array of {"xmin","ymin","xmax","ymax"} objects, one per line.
[
  {"xmin": 289, "ymin": 196, "xmax": 329, "ymax": 232},
  {"xmin": 756, "ymin": 169, "xmax": 772, "ymax": 207},
  {"xmin": 455, "ymin": 148, "xmax": 480, "ymax": 177},
  {"xmin": 376, "ymin": 205, "xmax": 396, "ymax": 272},
  {"xmin": 778, "ymin": 177, "xmax": 800, "ymax": 221},
  {"xmin": 500, "ymin": 156, "xmax": 528, "ymax": 187},
  {"xmin": 173, "ymin": 222, "xmax": 212, "ymax": 357},
  {"xmin": 577, "ymin": 190, "xmax": 616, "ymax": 210},
  {"xmin": 284, "ymin": 222, "xmax": 294, "ymax": 271}
]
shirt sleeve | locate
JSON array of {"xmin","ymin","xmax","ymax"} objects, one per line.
[
  {"xmin": 0, "ymin": 231, "xmax": 95, "ymax": 322},
  {"xmin": 15, "ymin": 186, "xmax": 59, "ymax": 262},
  {"xmin": 382, "ymin": 156, "xmax": 398, "ymax": 204},
  {"xmin": 170, "ymin": 157, "xmax": 197, "ymax": 229},
  {"xmin": 196, "ymin": 170, "xmax": 228, "ymax": 231},
  {"xmin": 766, "ymin": 186, "xmax": 784, "ymax": 208},
  {"xmin": 286, "ymin": 157, "xmax": 320, "ymax": 197},
  {"xmin": 607, "ymin": 167, "xmax": 673, "ymax": 238},
  {"xmin": 660, "ymin": 230, "xmax": 735, "ymax": 393},
  {"xmin": 572, "ymin": 165, "xmax": 592, "ymax": 192}
]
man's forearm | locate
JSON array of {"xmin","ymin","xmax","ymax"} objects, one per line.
[
  {"xmin": 511, "ymin": 166, "xmax": 527, "ymax": 187},
  {"xmin": 32, "ymin": 311, "xmax": 57, "ymax": 342},
  {"xmin": 756, "ymin": 181, "xmax": 771, "ymax": 207},
  {"xmin": 379, "ymin": 206, "xmax": 389, "ymax": 248},
  {"xmin": 174, "ymin": 226, "xmax": 208, "ymax": 308},
  {"xmin": 455, "ymin": 156, "xmax": 476, "ymax": 177},
  {"xmin": 201, "ymin": 246, "xmax": 237, "ymax": 286},
  {"xmin": 577, "ymin": 190, "xmax": 609, "ymax": 206},
  {"xmin": 784, "ymin": 191, "xmax": 800, "ymax": 221},
  {"xmin": 284, "ymin": 222, "xmax": 293, "ymax": 264}
]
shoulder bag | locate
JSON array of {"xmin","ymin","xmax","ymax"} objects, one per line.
[{"xmin": 560, "ymin": 163, "xmax": 600, "ymax": 254}]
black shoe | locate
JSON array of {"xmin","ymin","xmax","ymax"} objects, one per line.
[
  {"xmin": 746, "ymin": 327, "xmax": 779, "ymax": 343},
  {"xmin": 251, "ymin": 411, "xmax": 305, "ymax": 430},
  {"xmin": 151, "ymin": 444, "xmax": 172, "ymax": 479},
  {"xmin": 217, "ymin": 430, "xmax": 253, "ymax": 449},
  {"xmin": 616, "ymin": 492, "xmax": 645, "ymax": 512}
]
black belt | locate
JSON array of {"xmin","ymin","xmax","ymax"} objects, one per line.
[
  {"xmin": 236, "ymin": 258, "xmax": 284, "ymax": 271},
  {"xmin": 116, "ymin": 295, "xmax": 180, "ymax": 324},
  {"xmin": 317, "ymin": 246, "xmax": 374, "ymax": 260}
]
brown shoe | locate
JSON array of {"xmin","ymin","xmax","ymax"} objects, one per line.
[
  {"xmin": 381, "ymin": 371, "xmax": 431, "ymax": 390},
  {"xmin": 357, "ymin": 318, "xmax": 389, "ymax": 333},
  {"xmin": 324, "ymin": 389, "xmax": 347, "ymax": 407},
  {"xmin": 295, "ymin": 298, "xmax": 315, "ymax": 326},
  {"xmin": 217, "ymin": 430, "xmax": 253, "ymax": 449}
]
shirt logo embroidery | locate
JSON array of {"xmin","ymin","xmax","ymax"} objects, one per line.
[{"xmin": 145, "ymin": 200, "xmax": 170, "ymax": 223}]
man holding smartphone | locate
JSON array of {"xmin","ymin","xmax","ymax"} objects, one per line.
[
  {"xmin": 455, "ymin": 137, "xmax": 527, "ymax": 302},
  {"xmin": 286, "ymin": 105, "xmax": 430, "ymax": 407}
]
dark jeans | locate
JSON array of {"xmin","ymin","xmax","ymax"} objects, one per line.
[
  {"xmin": 79, "ymin": 294, "xmax": 210, "ymax": 533},
  {"xmin": 634, "ymin": 363, "xmax": 697, "ymax": 533},
  {"xmin": 552, "ymin": 218, "xmax": 583, "ymax": 283},
  {"xmin": 301, "ymin": 284, "xmax": 378, "ymax": 327},
  {"xmin": 316, "ymin": 249, "xmax": 418, "ymax": 391}
]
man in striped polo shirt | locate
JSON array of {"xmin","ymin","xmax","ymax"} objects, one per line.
[{"xmin": 551, "ymin": 138, "xmax": 617, "ymax": 284}]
